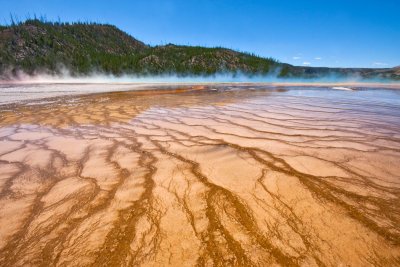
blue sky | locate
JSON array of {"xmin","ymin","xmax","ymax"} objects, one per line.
[{"xmin": 1, "ymin": 0, "xmax": 399, "ymax": 68}]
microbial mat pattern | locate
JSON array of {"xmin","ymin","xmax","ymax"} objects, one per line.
[{"xmin": 0, "ymin": 85, "xmax": 399, "ymax": 266}]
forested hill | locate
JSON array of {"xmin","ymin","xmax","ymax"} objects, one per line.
[{"xmin": 0, "ymin": 19, "xmax": 399, "ymax": 80}]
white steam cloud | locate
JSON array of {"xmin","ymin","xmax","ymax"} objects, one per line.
[
  {"xmin": 0, "ymin": 66, "xmax": 398, "ymax": 84},
  {"xmin": 0, "ymin": 67, "xmax": 399, "ymax": 106}
]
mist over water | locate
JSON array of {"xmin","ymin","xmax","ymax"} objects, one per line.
[
  {"xmin": 1, "ymin": 69, "xmax": 399, "ymax": 106},
  {"xmin": 2, "ymin": 67, "xmax": 399, "ymax": 84}
]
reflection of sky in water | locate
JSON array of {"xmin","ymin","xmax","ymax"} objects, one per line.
[
  {"xmin": 1, "ymin": 84, "xmax": 400, "ymax": 110},
  {"xmin": 282, "ymin": 87, "xmax": 400, "ymax": 106}
]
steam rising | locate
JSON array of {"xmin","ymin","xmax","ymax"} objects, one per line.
[
  {"xmin": 1, "ymin": 67, "xmax": 399, "ymax": 84},
  {"xmin": 1, "ymin": 68, "xmax": 399, "ymax": 105}
]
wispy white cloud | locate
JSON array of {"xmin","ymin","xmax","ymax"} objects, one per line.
[
  {"xmin": 373, "ymin": 62, "xmax": 388, "ymax": 66},
  {"xmin": 314, "ymin": 57, "xmax": 322, "ymax": 60},
  {"xmin": 292, "ymin": 56, "xmax": 301, "ymax": 60},
  {"xmin": 303, "ymin": 62, "xmax": 311, "ymax": 65}
]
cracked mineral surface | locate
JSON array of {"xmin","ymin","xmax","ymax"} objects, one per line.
[{"xmin": 0, "ymin": 84, "xmax": 399, "ymax": 266}]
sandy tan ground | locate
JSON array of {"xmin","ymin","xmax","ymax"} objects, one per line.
[{"xmin": 0, "ymin": 84, "xmax": 399, "ymax": 266}]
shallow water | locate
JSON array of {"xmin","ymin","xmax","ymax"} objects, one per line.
[
  {"xmin": 0, "ymin": 83, "xmax": 154, "ymax": 105},
  {"xmin": 0, "ymin": 84, "xmax": 399, "ymax": 266}
]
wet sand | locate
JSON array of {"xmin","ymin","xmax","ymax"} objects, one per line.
[{"xmin": 0, "ymin": 84, "xmax": 400, "ymax": 266}]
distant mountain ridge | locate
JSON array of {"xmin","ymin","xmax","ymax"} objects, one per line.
[{"xmin": 0, "ymin": 19, "xmax": 399, "ymax": 80}]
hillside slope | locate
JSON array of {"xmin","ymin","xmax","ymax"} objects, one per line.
[{"xmin": 0, "ymin": 20, "xmax": 398, "ymax": 80}]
